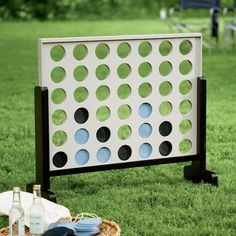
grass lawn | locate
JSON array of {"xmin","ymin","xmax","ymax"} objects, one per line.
[{"xmin": 0, "ymin": 19, "xmax": 236, "ymax": 235}]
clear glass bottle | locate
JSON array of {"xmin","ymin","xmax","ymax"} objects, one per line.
[
  {"xmin": 29, "ymin": 184, "xmax": 45, "ymax": 236},
  {"xmin": 9, "ymin": 186, "xmax": 25, "ymax": 236}
]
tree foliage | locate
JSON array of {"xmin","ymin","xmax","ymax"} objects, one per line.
[{"xmin": 0, "ymin": 0, "xmax": 234, "ymax": 20}]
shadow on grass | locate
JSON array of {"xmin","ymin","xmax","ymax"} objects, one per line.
[{"xmin": 51, "ymin": 163, "xmax": 195, "ymax": 196}]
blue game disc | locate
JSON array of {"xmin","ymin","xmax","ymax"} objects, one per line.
[
  {"xmin": 76, "ymin": 219, "xmax": 102, "ymax": 226},
  {"xmin": 75, "ymin": 128, "xmax": 89, "ymax": 144},
  {"xmin": 75, "ymin": 225, "xmax": 99, "ymax": 230},
  {"xmin": 139, "ymin": 143, "xmax": 152, "ymax": 159},
  {"xmin": 75, "ymin": 231, "xmax": 100, "ymax": 236},
  {"xmin": 48, "ymin": 222, "xmax": 75, "ymax": 230},
  {"xmin": 97, "ymin": 147, "xmax": 111, "ymax": 163},
  {"xmin": 75, "ymin": 227, "xmax": 99, "ymax": 232},
  {"xmin": 75, "ymin": 150, "xmax": 90, "ymax": 165},
  {"xmin": 139, "ymin": 123, "xmax": 152, "ymax": 138},
  {"xmin": 138, "ymin": 103, "xmax": 152, "ymax": 118},
  {"xmin": 74, "ymin": 219, "xmax": 102, "ymax": 235}
]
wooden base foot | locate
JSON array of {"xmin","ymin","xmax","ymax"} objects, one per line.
[{"xmin": 184, "ymin": 166, "xmax": 218, "ymax": 186}]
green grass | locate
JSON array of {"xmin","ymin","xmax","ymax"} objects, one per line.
[{"xmin": 0, "ymin": 20, "xmax": 236, "ymax": 235}]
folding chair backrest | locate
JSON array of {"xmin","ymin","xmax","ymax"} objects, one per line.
[
  {"xmin": 180, "ymin": 0, "xmax": 220, "ymax": 9},
  {"xmin": 177, "ymin": 0, "xmax": 220, "ymax": 42}
]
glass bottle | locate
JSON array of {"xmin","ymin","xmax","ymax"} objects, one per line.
[
  {"xmin": 9, "ymin": 186, "xmax": 25, "ymax": 236},
  {"xmin": 160, "ymin": 2, "xmax": 167, "ymax": 20},
  {"xmin": 29, "ymin": 184, "xmax": 45, "ymax": 236}
]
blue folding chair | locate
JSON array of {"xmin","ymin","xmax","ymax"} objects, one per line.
[
  {"xmin": 170, "ymin": 0, "xmax": 220, "ymax": 51},
  {"xmin": 223, "ymin": 0, "xmax": 236, "ymax": 48}
]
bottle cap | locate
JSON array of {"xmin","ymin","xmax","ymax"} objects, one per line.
[
  {"xmin": 13, "ymin": 187, "xmax": 20, "ymax": 192},
  {"xmin": 33, "ymin": 184, "xmax": 41, "ymax": 190}
]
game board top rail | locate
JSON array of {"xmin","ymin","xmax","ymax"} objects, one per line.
[{"xmin": 39, "ymin": 33, "xmax": 202, "ymax": 44}]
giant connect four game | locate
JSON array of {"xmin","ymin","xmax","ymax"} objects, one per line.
[{"xmin": 28, "ymin": 33, "xmax": 218, "ymax": 199}]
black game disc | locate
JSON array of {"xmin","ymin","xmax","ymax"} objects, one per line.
[
  {"xmin": 159, "ymin": 141, "xmax": 172, "ymax": 156},
  {"xmin": 118, "ymin": 145, "xmax": 132, "ymax": 161},
  {"xmin": 96, "ymin": 126, "xmax": 111, "ymax": 143},
  {"xmin": 159, "ymin": 121, "xmax": 172, "ymax": 136},
  {"xmin": 53, "ymin": 152, "xmax": 68, "ymax": 168},
  {"xmin": 74, "ymin": 108, "xmax": 89, "ymax": 124}
]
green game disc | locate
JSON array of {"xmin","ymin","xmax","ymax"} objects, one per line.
[
  {"xmin": 96, "ymin": 106, "xmax": 110, "ymax": 122},
  {"xmin": 118, "ymin": 125, "xmax": 132, "ymax": 140},
  {"xmin": 118, "ymin": 104, "xmax": 131, "ymax": 120}
]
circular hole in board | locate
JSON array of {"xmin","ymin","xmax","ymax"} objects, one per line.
[
  {"xmin": 117, "ymin": 63, "xmax": 131, "ymax": 79},
  {"xmin": 75, "ymin": 128, "xmax": 89, "ymax": 144},
  {"xmin": 117, "ymin": 84, "xmax": 131, "ymax": 99},
  {"xmin": 51, "ymin": 88, "xmax": 66, "ymax": 104},
  {"xmin": 139, "ymin": 103, "xmax": 152, "ymax": 118},
  {"xmin": 96, "ymin": 126, "xmax": 111, "ymax": 143},
  {"xmin": 159, "ymin": 40, "xmax": 172, "ymax": 56},
  {"xmin": 95, "ymin": 43, "xmax": 110, "ymax": 59},
  {"xmin": 139, "ymin": 143, "xmax": 153, "ymax": 159},
  {"xmin": 159, "ymin": 121, "xmax": 172, "ymax": 136},
  {"xmin": 73, "ymin": 44, "xmax": 88, "ymax": 60},
  {"xmin": 159, "ymin": 101, "xmax": 172, "ymax": 116},
  {"xmin": 159, "ymin": 141, "xmax": 172, "ymax": 156},
  {"xmin": 179, "ymin": 119, "xmax": 192, "ymax": 134},
  {"xmin": 97, "ymin": 147, "xmax": 111, "ymax": 163},
  {"xmin": 52, "ymin": 130, "xmax": 67, "ymax": 146},
  {"xmin": 117, "ymin": 42, "xmax": 131, "ymax": 58},
  {"xmin": 138, "ymin": 41, "xmax": 152, "ymax": 57},
  {"xmin": 179, "ymin": 40, "xmax": 192, "ymax": 55},
  {"xmin": 74, "ymin": 87, "xmax": 89, "ymax": 103},
  {"xmin": 179, "ymin": 139, "xmax": 192, "ymax": 153},
  {"xmin": 159, "ymin": 81, "xmax": 172, "ymax": 96},
  {"xmin": 179, "ymin": 80, "xmax": 192, "ymax": 95},
  {"xmin": 75, "ymin": 149, "xmax": 90, "ymax": 165},
  {"xmin": 118, "ymin": 104, "xmax": 132, "ymax": 120},
  {"xmin": 179, "ymin": 60, "xmax": 192, "ymax": 75},
  {"xmin": 96, "ymin": 64, "xmax": 110, "ymax": 80},
  {"xmin": 139, "ymin": 123, "xmax": 152, "ymax": 138},
  {"xmin": 138, "ymin": 62, "xmax": 152, "ymax": 78},
  {"xmin": 179, "ymin": 100, "xmax": 192, "ymax": 115},
  {"xmin": 50, "ymin": 45, "xmax": 65, "ymax": 62},
  {"xmin": 51, "ymin": 67, "xmax": 66, "ymax": 83},
  {"xmin": 96, "ymin": 85, "xmax": 110, "ymax": 101},
  {"xmin": 53, "ymin": 152, "xmax": 68, "ymax": 168},
  {"xmin": 74, "ymin": 108, "xmax": 89, "ymax": 124},
  {"xmin": 138, "ymin": 82, "xmax": 152, "ymax": 98},
  {"xmin": 74, "ymin": 65, "xmax": 88, "ymax": 82},
  {"xmin": 118, "ymin": 145, "xmax": 132, "ymax": 161},
  {"xmin": 96, "ymin": 106, "xmax": 111, "ymax": 122},
  {"xmin": 52, "ymin": 109, "xmax": 67, "ymax": 126},
  {"xmin": 118, "ymin": 125, "xmax": 132, "ymax": 140},
  {"xmin": 159, "ymin": 61, "xmax": 172, "ymax": 76}
]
